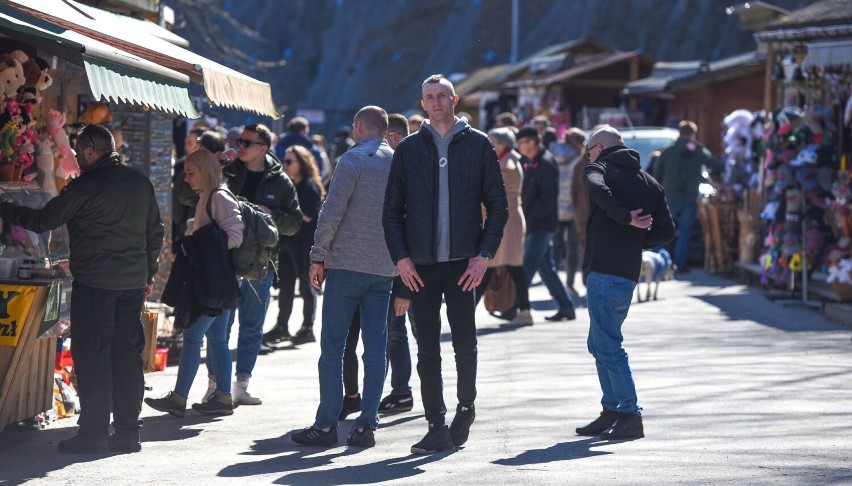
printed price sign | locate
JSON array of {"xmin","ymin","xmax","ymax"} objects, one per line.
[{"xmin": 0, "ymin": 285, "xmax": 38, "ymax": 347}]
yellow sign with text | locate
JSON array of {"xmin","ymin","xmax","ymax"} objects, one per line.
[{"xmin": 0, "ymin": 285, "xmax": 38, "ymax": 347}]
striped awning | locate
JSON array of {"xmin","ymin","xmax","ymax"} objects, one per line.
[
  {"xmin": 0, "ymin": 5, "xmax": 200, "ymax": 117},
  {"xmin": 805, "ymin": 39, "xmax": 852, "ymax": 67}
]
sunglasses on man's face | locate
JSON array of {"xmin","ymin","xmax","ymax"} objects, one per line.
[{"xmin": 236, "ymin": 138, "xmax": 266, "ymax": 149}]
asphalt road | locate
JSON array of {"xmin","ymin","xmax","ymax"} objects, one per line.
[{"xmin": 2, "ymin": 270, "xmax": 851, "ymax": 485}]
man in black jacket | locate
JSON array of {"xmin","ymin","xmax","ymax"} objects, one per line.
[
  {"xmin": 516, "ymin": 127, "xmax": 576, "ymax": 321},
  {"xmin": 1, "ymin": 124, "xmax": 164, "ymax": 454},
  {"xmin": 215, "ymin": 124, "xmax": 302, "ymax": 406},
  {"xmin": 576, "ymin": 126, "xmax": 675, "ymax": 441},
  {"xmin": 384, "ymin": 74, "xmax": 507, "ymax": 454}
]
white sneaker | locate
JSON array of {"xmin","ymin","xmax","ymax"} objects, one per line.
[
  {"xmin": 201, "ymin": 375, "xmax": 216, "ymax": 404},
  {"xmin": 509, "ymin": 309, "xmax": 534, "ymax": 326},
  {"xmin": 233, "ymin": 376, "xmax": 262, "ymax": 405}
]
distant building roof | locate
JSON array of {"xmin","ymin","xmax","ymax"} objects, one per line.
[
  {"xmin": 623, "ymin": 51, "xmax": 765, "ymax": 97},
  {"xmin": 764, "ymin": 0, "xmax": 852, "ymax": 28}
]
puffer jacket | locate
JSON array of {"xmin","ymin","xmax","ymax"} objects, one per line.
[
  {"xmin": 223, "ymin": 151, "xmax": 302, "ymax": 237},
  {"xmin": 0, "ymin": 152, "xmax": 163, "ymax": 289},
  {"xmin": 383, "ymin": 125, "xmax": 507, "ymax": 265}
]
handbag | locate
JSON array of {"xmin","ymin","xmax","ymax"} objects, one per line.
[
  {"xmin": 140, "ymin": 307, "xmax": 159, "ymax": 372},
  {"xmin": 483, "ymin": 266, "xmax": 516, "ymax": 313}
]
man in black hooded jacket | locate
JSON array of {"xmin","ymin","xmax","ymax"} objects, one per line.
[{"xmin": 576, "ymin": 126, "xmax": 674, "ymax": 441}]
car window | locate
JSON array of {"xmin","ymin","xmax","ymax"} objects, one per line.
[{"xmin": 623, "ymin": 136, "xmax": 677, "ymax": 171}]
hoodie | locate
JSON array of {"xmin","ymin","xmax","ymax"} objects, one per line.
[{"xmin": 583, "ymin": 145, "xmax": 675, "ymax": 282}]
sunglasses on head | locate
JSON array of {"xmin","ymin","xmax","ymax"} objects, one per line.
[{"xmin": 236, "ymin": 138, "xmax": 266, "ymax": 149}]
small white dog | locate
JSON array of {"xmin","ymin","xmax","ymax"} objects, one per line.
[{"xmin": 637, "ymin": 249, "xmax": 675, "ymax": 302}]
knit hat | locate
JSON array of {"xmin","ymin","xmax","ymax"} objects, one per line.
[{"xmin": 516, "ymin": 127, "xmax": 539, "ymax": 142}]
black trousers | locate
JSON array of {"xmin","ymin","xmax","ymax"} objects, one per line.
[
  {"xmin": 276, "ymin": 240, "xmax": 315, "ymax": 332},
  {"xmin": 70, "ymin": 280, "xmax": 146, "ymax": 439},
  {"xmin": 411, "ymin": 260, "xmax": 477, "ymax": 425}
]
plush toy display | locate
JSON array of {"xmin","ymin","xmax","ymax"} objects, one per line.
[{"xmin": 44, "ymin": 109, "xmax": 79, "ymax": 181}]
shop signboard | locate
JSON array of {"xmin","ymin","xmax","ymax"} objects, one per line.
[{"xmin": 0, "ymin": 285, "xmax": 38, "ymax": 347}]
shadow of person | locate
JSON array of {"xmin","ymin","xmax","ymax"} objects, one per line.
[
  {"xmin": 276, "ymin": 452, "xmax": 450, "ymax": 485},
  {"xmin": 140, "ymin": 413, "xmax": 224, "ymax": 443},
  {"xmin": 377, "ymin": 414, "xmax": 424, "ymax": 427},
  {"xmin": 492, "ymin": 437, "xmax": 610, "ymax": 466}
]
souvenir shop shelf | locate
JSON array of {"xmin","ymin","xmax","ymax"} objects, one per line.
[{"xmin": 0, "ymin": 183, "xmax": 69, "ymax": 430}]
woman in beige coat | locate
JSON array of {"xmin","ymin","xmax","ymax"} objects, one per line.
[{"xmin": 475, "ymin": 127, "xmax": 532, "ymax": 325}]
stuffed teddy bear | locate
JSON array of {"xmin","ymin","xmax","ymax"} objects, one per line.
[
  {"xmin": 0, "ymin": 50, "xmax": 28, "ymax": 101},
  {"xmin": 44, "ymin": 109, "xmax": 79, "ymax": 182},
  {"xmin": 21, "ymin": 56, "xmax": 51, "ymax": 91}
]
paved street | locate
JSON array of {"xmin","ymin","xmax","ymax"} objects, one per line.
[{"xmin": 2, "ymin": 270, "xmax": 851, "ymax": 485}]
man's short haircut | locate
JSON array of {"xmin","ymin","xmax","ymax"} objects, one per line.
[
  {"xmin": 387, "ymin": 113, "xmax": 410, "ymax": 136},
  {"xmin": 189, "ymin": 127, "xmax": 205, "ymax": 138},
  {"xmin": 199, "ymin": 130, "xmax": 226, "ymax": 154},
  {"xmin": 79, "ymin": 124, "xmax": 115, "ymax": 156},
  {"xmin": 355, "ymin": 106, "xmax": 389, "ymax": 134},
  {"xmin": 563, "ymin": 127, "xmax": 586, "ymax": 147},
  {"xmin": 488, "ymin": 127, "xmax": 516, "ymax": 148},
  {"xmin": 287, "ymin": 117, "xmax": 309, "ymax": 134},
  {"xmin": 408, "ymin": 114, "xmax": 424, "ymax": 125},
  {"xmin": 243, "ymin": 123, "xmax": 272, "ymax": 148},
  {"xmin": 678, "ymin": 120, "xmax": 698, "ymax": 137},
  {"xmin": 590, "ymin": 126, "xmax": 624, "ymax": 150},
  {"xmin": 496, "ymin": 112, "xmax": 518, "ymax": 128},
  {"xmin": 422, "ymin": 74, "xmax": 455, "ymax": 95}
]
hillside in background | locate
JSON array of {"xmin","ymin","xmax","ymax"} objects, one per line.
[{"xmin": 166, "ymin": 0, "xmax": 814, "ymax": 132}]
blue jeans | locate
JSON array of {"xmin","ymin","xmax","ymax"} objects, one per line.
[
  {"xmin": 175, "ymin": 309, "xmax": 232, "ymax": 397},
  {"xmin": 315, "ymin": 269, "xmax": 392, "ymax": 430},
  {"xmin": 387, "ymin": 305, "xmax": 416, "ymax": 396},
  {"xmin": 207, "ymin": 270, "xmax": 274, "ymax": 378},
  {"xmin": 585, "ymin": 272, "xmax": 640, "ymax": 414},
  {"xmin": 667, "ymin": 196, "xmax": 697, "ymax": 270},
  {"xmin": 523, "ymin": 231, "xmax": 575, "ymax": 310}
]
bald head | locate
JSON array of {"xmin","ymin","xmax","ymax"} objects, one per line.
[
  {"xmin": 353, "ymin": 105, "xmax": 388, "ymax": 141},
  {"xmin": 589, "ymin": 126, "xmax": 624, "ymax": 150}
]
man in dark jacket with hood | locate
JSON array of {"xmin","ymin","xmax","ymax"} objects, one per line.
[
  {"xmin": 1, "ymin": 124, "xmax": 164, "ymax": 454},
  {"xmin": 215, "ymin": 123, "xmax": 302, "ymax": 406},
  {"xmin": 384, "ymin": 74, "xmax": 507, "ymax": 455},
  {"xmin": 576, "ymin": 126, "xmax": 674, "ymax": 441}
]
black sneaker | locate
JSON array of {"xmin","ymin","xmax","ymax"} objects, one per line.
[
  {"xmin": 449, "ymin": 404, "xmax": 475, "ymax": 447},
  {"xmin": 57, "ymin": 433, "xmax": 108, "ymax": 454},
  {"xmin": 411, "ymin": 423, "xmax": 455, "ymax": 455},
  {"xmin": 600, "ymin": 413, "xmax": 644, "ymax": 440},
  {"xmin": 291, "ymin": 426, "xmax": 338, "ymax": 447},
  {"xmin": 192, "ymin": 392, "xmax": 234, "ymax": 416},
  {"xmin": 339, "ymin": 394, "xmax": 362, "ymax": 420},
  {"xmin": 378, "ymin": 393, "xmax": 414, "ymax": 414},
  {"xmin": 544, "ymin": 308, "xmax": 576, "ymax": 321},
  {"xmin": 144, "ymin": 391, "xmax": 186, "ymax": 418},
  {"xmin": 576, "ymin": 409, "xmax": 620, "ymax": 436},
  {"xmin": 346, "ymin": 426, "xmax": 376, "ymax": 448},
  {"xmin": 263, "ymin": 328, "xmax": 291, "ymax": 345},
  {"xmin": 108, "ymin": 433, "xmax": 141, "ymax": 453},
  {"xmin": 292, "ymin": 326, "xmax": 316, "ymax": 345}
]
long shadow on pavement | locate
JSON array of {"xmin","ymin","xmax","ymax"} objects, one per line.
[
  {"xmin": 695, "ymin": 292, "xmax": 843, "ymax": 332},
  {"xmin": 492, "ymin": 437, "xmax": 610, "ymax": 466},
  {"xmin": 219, "ymin": 430, "xmax": 450, "ymax": 484},
  {"xmin": 441, "ymin": 322, "xmax": 529, "ymax": 342},
  {"xmin": 140, "ymin": 413, "xmax": 223, "ymax": 443}
]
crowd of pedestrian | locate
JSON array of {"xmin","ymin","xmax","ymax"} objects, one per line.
[{"xmin": 26, "ymin": 73, "xmax": 682, "ymax": 457}]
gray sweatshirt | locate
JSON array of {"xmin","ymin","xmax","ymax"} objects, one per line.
[
  {"xmin": 421, "ymin": 117, "xmax": 468, "ymax": 262},
  {"xmin": 310, "ymin": 137, "xmax": 398, "ymax": 277}
]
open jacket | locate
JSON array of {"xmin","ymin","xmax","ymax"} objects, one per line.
[{"xmin": 383, "ymin": 125, "xmax": 507, "ymax": 265}]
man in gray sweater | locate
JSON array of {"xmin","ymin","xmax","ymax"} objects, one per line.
[{"xmin": 291, "ymin": 106, "xmax": 397, "ymax": 449}]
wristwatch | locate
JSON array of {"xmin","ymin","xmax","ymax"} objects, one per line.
[{"xmin": 479, "ymin": 250, "xmax": 493, "ymax": 260}]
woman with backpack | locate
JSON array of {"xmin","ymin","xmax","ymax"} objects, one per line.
[
  {"xmin": 264, "ymin": 145, "xmax": 326, "ymax": 346},
  {"xmin": 148, "ymin": 149, "xmax": 244, "ymax": 417}
]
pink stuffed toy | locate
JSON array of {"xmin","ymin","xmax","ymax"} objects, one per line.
[{"xmin": 44, "ymin": 109, "xmax": 79, "ymax": 178}]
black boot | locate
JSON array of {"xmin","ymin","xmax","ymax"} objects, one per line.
[
  {"xmin": 575, "ymin": 409, "xmax": 619, "ymax": 436},
  {"xmin": 600, "ymin": 412, "xmax": 644, "ymax": 440}
]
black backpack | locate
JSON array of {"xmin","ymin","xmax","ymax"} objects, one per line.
[{"xmin": 207, "ymin": 188, "xmax": 279, "ymax": 279}]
